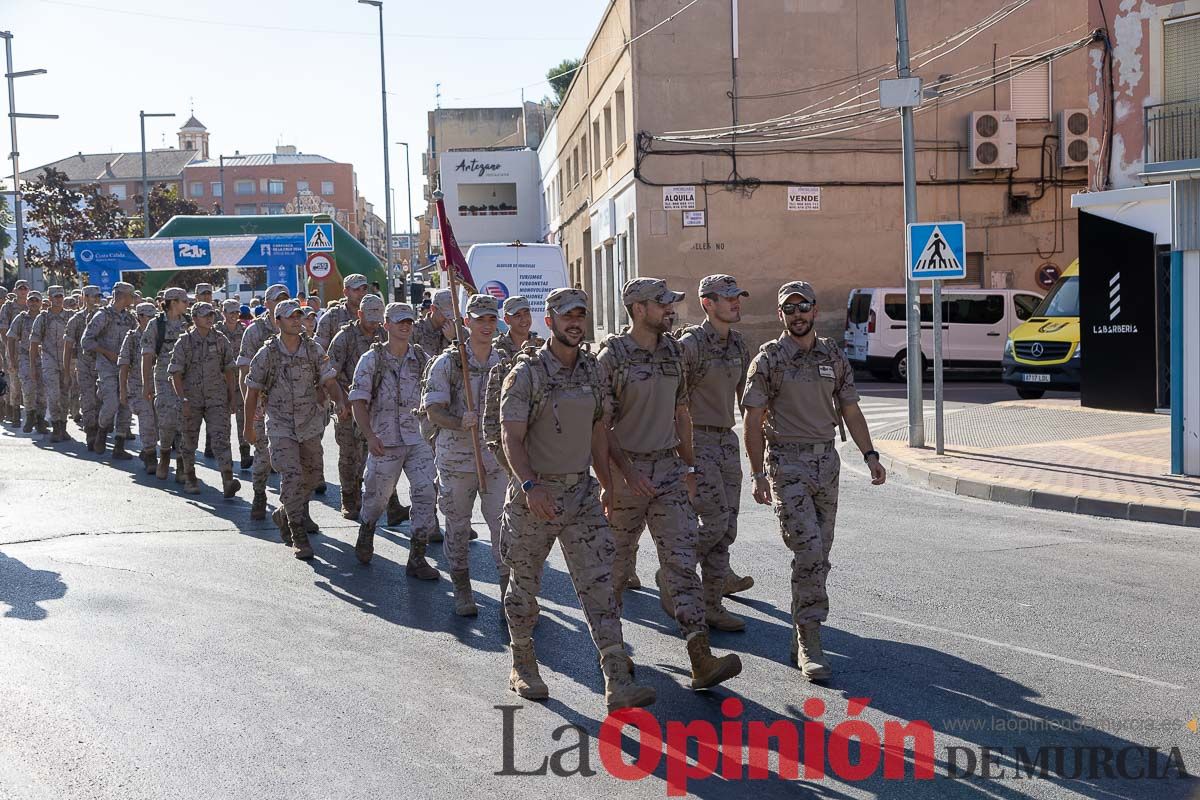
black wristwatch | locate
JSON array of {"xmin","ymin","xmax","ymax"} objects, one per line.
[
  {"xmin": 521, "ymin": 479, "xmax": 536, "ymax": 492},
  {"xmin": 863, "ymin": 449, "xmax": 880, "ymax": 462}
]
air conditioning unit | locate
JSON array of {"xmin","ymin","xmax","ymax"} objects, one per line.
[
  {"xmin": 1058, "ymin": 108, "xmax": 1091, "ymax": 168},
  {"xmin": 968, "ymin": 111, "xmax": 1017, "ymax": 170}
]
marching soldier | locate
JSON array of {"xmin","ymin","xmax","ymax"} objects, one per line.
[
  {"xmin": 64, "ymin": 286, "xmax": 102, "ymax": 444},
  {"xmin": 411, "ymin": 288, "xmax": 453, "ymax": 358},
  {"xmin": 347, "ymin": 301, "xmax": 438, "ymax": 578},
  {"xmin": 193, "ymin": 283, "xmax": 216, "ymax": 459},
  {"xmin": 238, "ymin": 284, "xmax": 289, "ymax": 519},
  {"xmin": 327, "ymin": 293, "xmax": 385, "ymax": 520},
  {"xmin": 0, "ymin": 285, "xmax": 9, "ymax": 420},
  {"xmin": 62, "ymin": 294, "xmax": 81, "ymax": 426},
  {"xmin": 28, "ymin": 286, "xmax": 71, "ymax": 443},
  {"xmin": 82, "ymin": 282, "xmax": 137, "ymax": 458},
  {"xmin": 316, "ymin": 273, "xmax": 369, "ymax": 350},
  {"xmin": 599, "ymin": 277, "xmax": 742, "ymax": 692},
  {"xmin": 421, "ymin": 294, "xmax": 507, "ymax": 616},
  {"xmin": 499, "ymin": 287, "xmax": 656, "ymax": 711},
  {"xmin": 742, "ymin": 281, "xmax": 886, "ymax": 681},
  {"xmin": 244, "ymin": 300, "xmax": 348, "ymax": 560},
  {"xmin": 493, "ymin": 296, "xmax": 544, "ymax": 360},
  {"xmin": 168, "ymin": 302, "xmax": 241, "ymax": 497},
  {"xmin": 120, "ymin": 303, "xmax": 160, "ymax": 472},
  {"xmin": 677, "ymin": 275, "xmax": 752, "ymax": 631},
  {"xmin": 142, "ymin": 287, "xmax": 190, "ymax": 482},
  {"xmin": 215, "ymin": 298, "xmax": 252, "ymax": 469},
  {"xmin": 1, "ymin": 280, "xmax": 30, "ymax": 426},
  {"xmin": 7, "ymin": 289, "xmax": 43, "ymax": 433}
]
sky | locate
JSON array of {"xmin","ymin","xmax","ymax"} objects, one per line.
[{"xmin": 3, "ymin": 0, "xmax": 608, "ymax": 229}]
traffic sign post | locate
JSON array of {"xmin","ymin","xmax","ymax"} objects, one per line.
[
  {"xmin": 304, "ymin": 222, "xmax": 335, "ymax": 253},
  {"xmin": 306, "ymin": 251, "xmax": 335, "ymax": 281},
  {"xmin": 907, "ymin": 221, "xmax": 966, "ymax": 455}
]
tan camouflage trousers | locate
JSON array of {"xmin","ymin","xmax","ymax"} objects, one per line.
[
  {"xmin": 361, "ymin": 442, "xmax": 436, "ymax": 541},
  {"xmin": 608, "ymin": 450, "xmax": 706, "ymax": 637},
  {"xmin": 250, "ymin": 415, "xmax": 272, "ymax": 494},
  {"xmin": 16, "ymin": 355, "xmax": 42, "ymax": 413},
  {"xmin": 182, "ymin": 402, "xmax": 233, "ymax": 472},
  {"xmin": 767, "ymin": 445, "xmax": 840, "ymax": 627},
  {"xmin": 155, "ymin": 386, "xmax": 182, "ymax": 452},
  {"xmin": 129, "ymin": 392, "xmax": 156, "ymax": 448},
  {"xmin": 501, "ymin": 474, "xmax": 623, "ymax": 652},
  {"xmin": 67, "ymin": 369, "xmax": 79, "ymax": 420},
  {"xmin": 96, "ymin": 359, "xmax": 131, "ymax": 436},
  {"xmin": 437, "ymin": 467, "xmax": 507, "ymax": 578},
  {"xmin": 6, "ymin": 357, "xmax": 21, "ymax": 416},
  {"xmin": 334, "ymin": 416, "xmax": 367, "ymax": 496},
  {"xmin": 39, "ymin": 356, "xmax": 68, "ymax": 424},
  {"xmin": 693, "ymin": 428, "xmax": 743, "ymax": 612},
  {"xmin": 271, "ymin": 435, "xmax": 323, "ymax": 526},
  {"xmin": 77, "ymin": 355, "xmax": 98, "ymax": 429}
]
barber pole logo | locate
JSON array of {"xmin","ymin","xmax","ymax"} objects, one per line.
[{"xmin": 1109, "ymin": 272, "xmax": 1121, "ymax": 321}]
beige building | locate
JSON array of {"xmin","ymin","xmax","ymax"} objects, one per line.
[{"xmin": 541, "ymin": 0, "xmax": 1091, "ymax": 345}]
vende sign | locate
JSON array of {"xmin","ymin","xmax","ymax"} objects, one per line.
[
  {"xmin": 787, "ymin": 186, "xmax": 821, "ymax": 211},
  {"xmin": 663, "ymin": 185, "xmax": 696, "ymax": 211}
]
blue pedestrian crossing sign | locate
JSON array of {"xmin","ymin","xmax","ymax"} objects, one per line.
[
  {"xmin": 304, "ymin": 222, "xmax": 334, "ymax": 253},
  {"xmin": 907, "ymin": 221, "xmax": 966, "ymax": 280}
]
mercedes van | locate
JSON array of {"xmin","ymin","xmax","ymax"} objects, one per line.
[{"xmin": 1001, "ymin": 259, "xmax": 1080, "ymax": 399}]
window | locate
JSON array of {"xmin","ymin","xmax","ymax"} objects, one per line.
[
  {"xmin": 1033, "ymin": 276, "xmax": 1079, "ymax": 317},
  {"xmin": 268, "ymin": 179, "xmax": 285, "ymax": 196},
  {"xmin": 296, "ymin": 180, "xmax": 310, "ymax": 192},
  {"xmin": 1014, "ymin": 293, "xmax": 1042, "ymax": 321},
  {"xmin": 847, "ymin": 292, "xmax": 872, "ymax": 325},
  {"xmin": 458, "ymin": 183, "xmax": 517, "ymax": 215},
  {"xmin": 592, "ymin": 120, "xmax": 602, "ymax": 170},
  {"xmin": 556, "ymin": 172, "xmax": 563, "ymax": 207},
  {"xmin": 189, "ymin": 182, "xmax": 204, "ymax": 198},
  {"xmin": 1010, "ymin": 57, "xmax": 1051, "ymax": 121},
  {"xmin": 109, "ymin": 184, "xmax": 127, "ymax": 200},
  {"xmin": 210, "ymin": 182, "xmax": 223, "ymax": 197},
  {"xmin": 263, "ymin": 203, "xmax": 285, "ymax": 215},
  {"xmin": 884, "ymin": 293, "xmax": 934, "ymax": 322},
  {"xmin": 945, "ymin": 295, "xmax": 1005, "ymax": 325},
  {"xmin": 581, "ymin": 134, "xmax": 589, "ymax": 174},
  {"xmin": 603, "ymin": 103, "xmax": 613, "ymax": 161},
  {"xmin": 572, "ymin": 146, "xmax": 580, "ymax": 186},
  {"xmin": 235, "ymin": 179, "xmax": 254, "ymax": 196},
  {"xmin": 615, "ymin": 87, "xmax": 627, "ymax": 149},
  {"xmin": 234, "ymin": 204, "xmax": 257, "ymax": 215},
  {"xmin": 321, "ymin": 181, "xmax": 335, "ymax": 195}
]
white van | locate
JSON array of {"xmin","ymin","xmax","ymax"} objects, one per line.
[
  {"xmin": 844, "ymin": 287, "xmax": 1044, "ymax": 381},
  {"xmin": 461, "ymin": 242, "xmax": 569, "ymax": 339}
]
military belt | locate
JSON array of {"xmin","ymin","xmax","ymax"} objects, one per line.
[
  {"xmin": 536, "ymin": 471, "xmax": 588, "ymax": 486},
  {"xmin": 768, "ymin": 440, "xmax": 835, "ymax": 455},
  {"xmin": 625, "ymin": 447, "xmax": 678, "ymax": 460},
  {"xmin": 694, "ymin": 424, "xmax": 732, "ymax": 434}
]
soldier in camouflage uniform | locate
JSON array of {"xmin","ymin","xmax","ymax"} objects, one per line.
[
  {"xmin": 499, "ymin": 287, "xmax": 656, "ymax": 711},
  {"xmin": 327, "ymin": 293, "xmax": 384, "ymax": 519},
  {"xmin": 238, "ymin": 284, "xmax": 289, "ymax": 519},
  {"xmin": 316, "ymin": 273, "xmax": 369, "ymax": 350},
  {"xmin": 120, "ymin": 303, "xmax": 159, "ymax": 472},
  {"xmin": 65, "ymin": 286, "xmax": 103, "ymax": 442},
  {"xmin": 216, "ymin": 298, "xmax": 252, "ymax": 468},
  {"xmin": 493, "ymin": 296, "xmax": 544, "ymax": 360},
  {"xmin": 29, "ymin": 286, "xmax": 71, "ymax": 443},
  {"xmin": 7, "ymin": 290, "xmax": 43, "ymax": 433},
  {"xmin": 1, "ymin": 280, "xmax": 30, "ymax": 426},
  {"xmin": 742, "ymin": 281, "xmax": 886, "ymax": 682},
  {"xmin": 142, "ymin": 287, "xmax": 190, "ymax": 482},
  {"xmin": 82, "ymin": 282, "xmax": 137, "ymax": 458},
  {"xmin": 168, "ymin": 302, "xmax": 241, "ymax": 497},
  {"xmin": 244, "ymin": 300, "xmax": 348, "ymax": 560},
  {"xmin": 599, "ymin": 277, "xmax": 742, "ymax": 691},
  {"xmin": 62, "ymin": 294, "xmax": 81, "ymax": 425},
  {"xmin": 677, "ymin": 275, "xmax": 753, "ymax": 631},
  {"xmin": 348, "ymin": 302, "xmax": 438, "ymax": 577},
  {"xmin": 193, "ymin": 283, "xmax": 217, "ymax": 459},
  {"xmin": 0, "ymin": 286, "xmax": 9, "ymax": 421},
  {"xmin": 412, "ymin": 288, "xmax": 455, "ymax": 542},
  {"xmin": 422, "ymin": 294, "xmax": 507, "ymax": 616}
]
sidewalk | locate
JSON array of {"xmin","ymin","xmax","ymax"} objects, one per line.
[{"xmin": 864, "ymin": 398, "xmax": 1200, "ymax": 528}]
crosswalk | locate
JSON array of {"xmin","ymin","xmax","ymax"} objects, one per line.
[{"xmin": 856, "ymin": 397, "xmax": 970, "ymax": 435}]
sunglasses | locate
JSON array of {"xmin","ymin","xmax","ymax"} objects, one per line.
[{"xmin": 780, "ymin": 301, "xmax": 815, "ymax": 315}]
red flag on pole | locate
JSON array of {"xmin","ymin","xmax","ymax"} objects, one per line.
[{"xmin": 433, "ymin": 197, "xmax": 477, "ymax": 294}]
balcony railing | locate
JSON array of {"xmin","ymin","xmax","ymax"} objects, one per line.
[{"xmin": 1144, "ymin": 99, "xmax": 1200, "ymax": 165}]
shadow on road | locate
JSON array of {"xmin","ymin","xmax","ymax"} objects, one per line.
[{"xmin": 0, "ymin": 551, "xmax": 67, "ymax": 620}]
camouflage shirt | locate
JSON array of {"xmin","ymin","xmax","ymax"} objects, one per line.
[
  {"xmin": 678, "ymin": 320, "xmax": 749, "ymax": 429},
  {"xmin": 315, "ymin": 302, "xmax": 355, "ymax": 351},
  {"xmin": 30, "ymin": 309, "xmax": 71, "ymax": 367},
  {"xmin": 423, "ymin": 343, "xmax": 502, "ymax": 473},
  {"xmin": 236, "ymin": 316, "xmax": 278, "ymax": 368},
  {"xmin": 245, "ymin": 335, "xmax": 336, "ymax": 443},
  {"xmin": 167, "ymin": 328, "xmax": 236, "ymax": 406},
  {"xmin": 65, "ymin": 308, "xmax": 99, "ymax": 363},
  {"xmin": 6, "ymin": 310, "xmax": 35, "ymax": 359},
  {"xmin": 741, "ymin": 335, "xmax": 859, "ymax": 445},
  {"xmin": 493, "ymin": 330, "xmax": 545, "ymax": 361},
  {"xmin": 348, "ymin": 344, "xmax": 427, "ymax": 447},
  {"xmin": 597, "ymin": 333, "xmax": 688, "ymax": 454},
  {"xmin": 140, "ymin": 316, "xmax": 190, "ymax": 393},
  {"xmin": 82, "ymin": 304, "xmax": 136, "ymax": 361},
  {"xmin": 328, "ymin": 320, "xmax": 382, "ymax": 390},
  {"xmin": 117, "ymin": 329, "xmax": 144, "ymax": 393},
  {"xmin": 412, "ymin": 317, "xmax": 451, "ymax": 358}
]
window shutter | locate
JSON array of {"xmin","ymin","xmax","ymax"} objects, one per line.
[
  {"xmin": 1164, "ymin": 15, "xmax": 1200, "ymax": 104},
  {"xmin": 1010, "ymin": 57, "xmax": 1051, "ymax": 121}
]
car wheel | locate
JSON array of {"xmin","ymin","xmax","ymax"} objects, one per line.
[
  {"xmin": 1016, "ymin": 388, "xmax": 1045, "ymax": 400},
  {"xmin": 890, "ymin": 351, "xmax": 926, "ymax": 383}
]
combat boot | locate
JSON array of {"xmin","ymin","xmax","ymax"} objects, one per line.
[
  {"xmin": 239, "ymin": 443, "xmax": 252, "ymax": 469},
  {"xmin": 386, "ymin": 492, "xmax": 410, "ymax": 526},
  {"xmin": 406, "ymin": 538, "xmax": 439, "ymax": 580},
  {"xmin": 7, "ymin": 404, "xmax": 18, "ymax": 425},
  {"xmin": 84, "ymin": 424, "xmax": 97, "ymax": 449},
  {"xmin": 155, "ymin": 452, "xmax": 171, "ymax": 480},
  {"xmin": 34, "ymin": 411, "xmax": 48, "ymax": 435},
  {"xmin": 600, "ymin": 646, "xmax": 656, "ymax": 712},
  {"xmin": 354, "ymin": 521, "xmax": 376, "ymax": 565},
  {"xmin": 687, "ymin": 632, "xmax": 743, "ymax": 690},
  {"xmin": 428, "ymin": 518, "xmax": 444, "ymax": 543},
  {"xmin": 140, "ymin": 448, "xmax": 156, "ymax": 473},
  {"xmin": 272, "ymin": 508, "xmax": 293, "ymax": 546},
  {"xmin": 508, "ymin": 639, "xmax": 549, "ymax": 700},
  {"xmin": 623, "ymin": 573, "xmax": 642, "ymax": 591},
  {"xmin": 340, "ymin": 488, "xmax": 361, "ymax": 521},
  {"xmin": 706, "ymin": 606, "xmax": 747, "ymax": 632},
  {"xmin": 50, "ymin": 420, "xmax": 65, "ymax": 443},
  {"xmin": 654, "ymin": 568, "xmax": 676, "ymax": 620},
  {"xmin": 183, "ymin": 459, "xmax": 201, "ymax": 495},
  {"xmin": 302, "ymin": 507, "xmax": 320, "ymax": 535},
  {"xmin": 499, "ymin": 572, "xmax": 510, "ymax": 603},
  {"xmin": 221, "ymin": 468, "xmax": 241, "ymax": 498},
  {"xmin": 313, "ymin": 481, "xmax": 326, "ymax": 495},
  {"xmin": 174, "ymin": 456, "xmax": 186, "ymax": 484},
  {"xmin": 451, "ymin": 570, "xmax": 478, "ymax": 616},
  {"xmin": 203, "ymin": 436, "xmax": 213, "ymax": 459},
  {"xmin": 250, "ymin": 490, "xmax": 267, "ymax": 520},
  {"xmin": 792, "ymin": 622, "xmax": 832, "ymax": 682},
  {"xmin": 723, "ymin": 572, "xmax": 755, "ymax": 597},
  {"xmin": 22, "ymin": 410, "xmax": 33, "ymax": 433},
  {"xmin": 93, "ymin": 426, "xmax": 110, "ymax": 454},
  {"xmin": 290, "ymin": 524, "xmax": 314, "ymax": 560},
  {"xmin": 111, "ymin": 435, "xmax": 132, "ymax": 461}
]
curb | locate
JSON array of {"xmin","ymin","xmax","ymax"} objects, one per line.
[{"xmin": 847, "ymin": 443, "xmax": 1200, "ymax": 529}]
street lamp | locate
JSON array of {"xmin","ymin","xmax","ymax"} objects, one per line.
[
  {"xmin": 397, "ymin": 141, "xmax": 415, "ymax": 289},
  {"xmin": 359, "ymin": 0, "xmax": 394, "ymax": 282},
  {"xmin": 2, "ymin": 31, "xmax": 57, "ymax": 284},
  {"xmin": 140, "ymin": 110, "xmax": 175, "ymax": 237}
]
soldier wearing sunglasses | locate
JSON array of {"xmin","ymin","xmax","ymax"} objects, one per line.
[{"xmin": 742, "ymin": 281, "xmax": 886, "ymax": 682}]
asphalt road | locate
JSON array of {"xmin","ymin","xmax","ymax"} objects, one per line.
[{"xmin": 1, "ymin": 382, "xmax": 1197, "ymax": 800}]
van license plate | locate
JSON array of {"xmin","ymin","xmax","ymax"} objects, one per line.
[{"xmin": 1022, "ymin": 373, "xmax": 1050, "ymax": 383}]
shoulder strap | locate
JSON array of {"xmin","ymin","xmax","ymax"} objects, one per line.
[
  {"xmin": 369, "ymin": 340, "xmax": 387, "ymax": 397},
  {"xmin": 155, "ymin": 313, "xmax": 167, "ymax": 356},
  {"xmin": 598, "ymin": 334, "xmax": 631, "ymax": 401}
]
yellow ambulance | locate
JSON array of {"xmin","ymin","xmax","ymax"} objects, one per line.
[{"xmin": 1002, "ymin": 259, "xmax": 1080, "ymax": 399}]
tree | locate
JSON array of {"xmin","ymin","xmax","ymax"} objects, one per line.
[
  {"xmin": 546, "ymin": 58, "xmax": 581, "ymax": 107},
  {"xmin": 132, "ymin": 182, "xmax": 205, "ymax": 238},
  {"xmin": 0, "ymin": 192, "xmax": 12, "ymax": 256},
  {"xmin": 22, "ymin": 168, "xmax": 84, "ymax": 288}
]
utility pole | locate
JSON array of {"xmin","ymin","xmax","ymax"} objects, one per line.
[
  {"xmin": 359, "ymin": 0, "xmax": 394, "ymax": 286},
  {"xmin": 139, "ymin": 110, "xmax": 175, "ymax": 237},
  {"xmin": 2, "ymin": 31, "xmax": 56, "ymax": 285},
  {"xmin": 894, "ymin": 0, "xmax": 924, "ymax": 447},
  {"xmin": 398, "ymin": 141, "xmax": 414, "ymax": 290}
]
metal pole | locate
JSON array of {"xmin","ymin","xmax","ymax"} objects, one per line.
[
  {"xmin": 402, "ymin": 141, "xmax": 414, "ymax": 289},
  {"xmin": 3, "ymin": 33, "xmax": 26, "ymax": 282},
  {"xmin": 932, "ymin": 279, "xmax": 944, "ymax": 454},
  {"xmin": 140, "ymin": 111, "xmax": 149, "ymax": 238},
  {"xmin": 362, "ymin": 0, "xmax": 394, "ymax": 286},
  {"xmin": 894, "ymin": 0, "xmax": 924, "ymax": 447}
]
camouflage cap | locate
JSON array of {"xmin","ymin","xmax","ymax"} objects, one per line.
[
  {"xmin": 82, "ymin": 285, "xmax": 102, "ymax": 298},
  {"xmin": 112, "ymin": 281, "xmax": 134, "ymax": 296},
  {"xmin": 622, "ymin": 278, "xmax": 685, "ymax": 306},
  {"xmin": 466, "ymin": 293, "xmax": 499, "ymax": 318},
  {"xmin": 546, "ymin": 287, "xmax": 588, "ymax": 314},
  {"xmin": 47, "ymin": 285, "xmax": 66, "ymax": 297},
  {"xmin": 163, "ymin": 287, "xmax": 187, "ymax": 302},
  {"xmin": 13, "ymin": 279, "xmax": 29, "ymax": 290},
  {"xmin": 192, "ymin": 301, "xmax": 216, "ymax": 317},
  {"xmin": 699, "ymin": 274, "xmax": 749, "ymax": 298},
  {"xmin": 777, "ymin": 281, "xmax": 816, "ymax": 304},
  {"xmin": 27, "ymin": 290, "xmax": 42, "ymax": 301},
  {"xmin": 136, "ymin": 302, "xmax": 158, "ymax": 317},
  {"xmin": 502, "ymin": 295, "xmax": 531, "ymax": 315},
  {"xmin": 431, "ymin": 288, "xmax": 454, "ymax": 312},
  {"xmin": 359, "ymin": 293, "xmax": 385, "ymax": 323},
  {"xmin": 307, "ymin": 295, "xmax": 322, "ymax": 309},
  {"xmin": 343, "ymin": 273, "xmax": 369, "ymax": 290},
  {"xmin": 221, "ymin": 298, "xmax": 241, "ymax": 314},
  {"xmin": 274, "ymin": 299, "xmax": 302, "ymax": 319},
  {"xmin": 385, "ymin": 302, "xmax": 417, "ymax": 323},
  {"xmin": 264, "ymin": 284, "xmax": 290, "ymax": 302},
  {"xmin": 64, "ymin": 296, "xmax": 79, "ymax": 309},
  {"xmin": 302, "ymin": 305, "xmax": 318, "ymax": 317},
  {"xmin": 194, "ymin": 283, "xmax": 214, "ymax": 295}
]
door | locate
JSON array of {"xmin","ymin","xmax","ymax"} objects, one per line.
[
  {"xmin": 844, "ymin": 290, "xmax": 871, "ymax": 361},
  {"xmin": 1011, "ymin": 292, "xmax": 1043, "ymax": 333},
  {"xmin": 944, "ymin": 293, "xmax": 1006, "ymax": 366}
]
